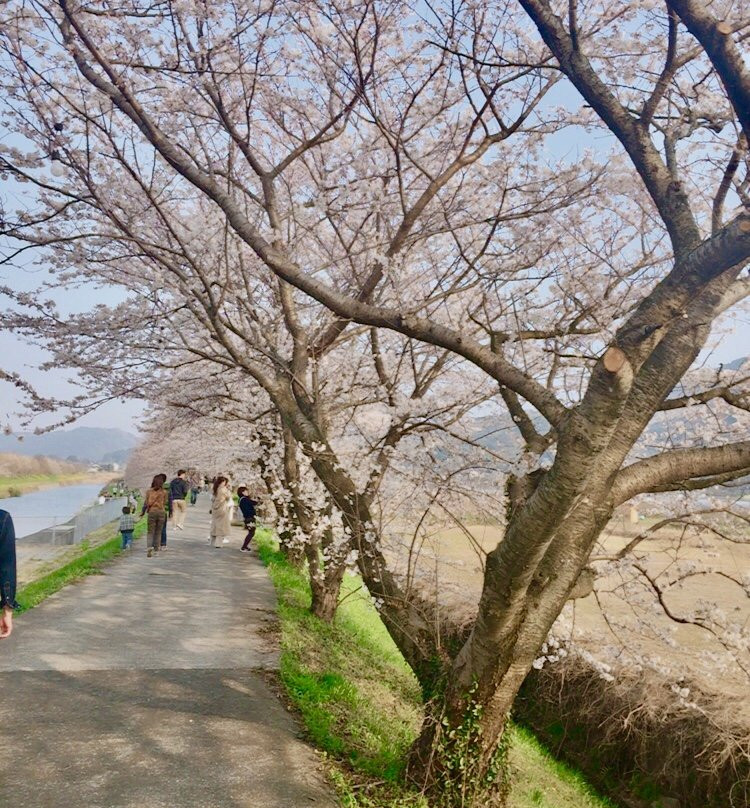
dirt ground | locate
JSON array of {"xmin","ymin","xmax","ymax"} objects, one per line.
[{"xmin": 385, "ymin": 515, "xmax": 750, "ymax": 726}]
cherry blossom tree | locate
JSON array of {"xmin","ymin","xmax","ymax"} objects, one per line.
[
  {"xmin": 1, "ymin": 177, "xmax": 493, "ymax": 624},
  {"xmin": 1, "ymin": 1, "xmax": 750, "ymax": 804}
]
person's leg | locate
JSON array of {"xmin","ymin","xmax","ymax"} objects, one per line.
[
  {"xmin": 121, "ymin": 531, "xmax": 127, "ymax": 550},
  {"xmin": 123, "ymin": 530, "xmax": 133, "ymax": 549},
  {"xmin": 160, "ymin": 513, "xmax": 167, "ymax": 548},
  {"xmin": 241, "ymin": 522, "xmax": 255, "ymax": 551},
  {"xmin": 146, "ymin": 513, "xmax": 157, "ymax": 556},
  {"xmin": 174, "ymin": 499, "xmax": 186, "ymax": 528}
]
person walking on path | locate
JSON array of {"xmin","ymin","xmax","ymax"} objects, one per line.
[
  {"xmin": 209, "ymin": 476, "xmax": 233, "ymax": 549},
  {"xmin": 0, "ymin": 509, "xmax": 18, "ymax": 639},
  {"xmin": 119, "ymin": 506, "xmax": 137, "ymax": 550},
  {"xmin": 237, "ymin": 487, "xmax": 257, "ymax": 553},
  {"xmin": 143, "ymin": 474, "xmax": 168, "ymax": 558},
  {"xmin": 170, "ymin": 470, "xmax": 189, "ymax": 529},
  {"xmin": 188, "ymin": 468, "xmax": 201, "ymax": 505}
]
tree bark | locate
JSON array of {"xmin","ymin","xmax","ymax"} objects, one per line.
[
  {"xmin": 407, "ymin": 498, "xmax": 612, "ymax": 806},
  {"xmin": 307, "ymin": 537, "xmax": 347, "ymax": 622}
]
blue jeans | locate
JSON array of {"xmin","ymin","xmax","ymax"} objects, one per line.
[{"xmin": 121, "ymin": 530, "xmax": 134, "ymax": 549}]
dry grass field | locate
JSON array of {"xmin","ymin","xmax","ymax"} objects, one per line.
[
  {"xmin": 0, "ymin": 452, "xmax": 113, "ymax": 497},
  {"xmin": 385, "ymin": 515, "xmax": 750, "ymax": 725},
  {"xmin": 0, "ymin": 452, "xmax": 83, "ymax": 477}
]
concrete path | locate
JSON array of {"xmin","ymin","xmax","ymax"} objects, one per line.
[{"xmin": 0, "ymin": 499, "xmax": 337, "ymax": 808}]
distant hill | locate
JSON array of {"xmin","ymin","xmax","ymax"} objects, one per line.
[
  {"xmin": 724, "ymin": 356, "xmax": 748, "ymax": 371},
  {"xmin": 101, "ymin": 448, "xmax": 133, "ymax": 466},
  {"xmin": 0, "ymin": 427, "xmax": 139, "ymax": 464},
  {"xmin": 472, "ymin": 413, "xmax": 527, "ymax": 456}
]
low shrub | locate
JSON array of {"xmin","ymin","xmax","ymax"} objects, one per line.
[{"xmin": 516, "ymin": 656, "xmax": 750, "ymax": 808}]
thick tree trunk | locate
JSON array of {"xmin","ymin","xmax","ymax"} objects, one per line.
[
  {"xmin": 406, "ymin": 499, "xmax": 613, "ymax": 807},
  {"xmin": 407, "ymin": 682, "xmax": 512, "ymax": 808},
  {"xmin": 405, "ymin": 280, "xmax": 738, "ymax": 805},
  {"xmin": 309, "ymin": 559, "xmax": 346, "ymax": 622},
  {"xmin": 310, "ymin": 581, "xmax": 341, "ymax": 622},
  {"xmin": 304, "ymin": 526, "xmax": 348, "ymax": 622}
]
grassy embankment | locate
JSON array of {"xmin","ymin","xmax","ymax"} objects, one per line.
[
  {"xmin": 256, "ymin": 533, "xmax": 617, "ymax": 808},
  {"xmin": 0, "ymin": 471, "xmax": 114, "ymax": 498},
  {"xmin": 16, "ymin": 515, "xmax": 146, "ymax": 612}
]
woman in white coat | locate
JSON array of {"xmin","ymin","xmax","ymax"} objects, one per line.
[{"xmin": 209, "ymin": 476, "xmax": 233, "ymax": 548}]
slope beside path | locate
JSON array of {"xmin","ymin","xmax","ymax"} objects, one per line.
[{"xmin": 0, "ymin": 498, "xmax": 337, "ymax": 808}]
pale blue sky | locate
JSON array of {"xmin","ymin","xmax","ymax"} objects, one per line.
[{"xmin": 0, "ymin": 261, "xmax": 147, "ymax": 433}]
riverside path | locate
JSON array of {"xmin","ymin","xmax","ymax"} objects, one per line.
[{"xmin": 0, "ymin": 500, "xmax": 337, "ymax": 808}]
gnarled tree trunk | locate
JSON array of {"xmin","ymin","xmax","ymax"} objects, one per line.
[{"xmin": 406, "ymin": 502, "xmax": 611, "ymax": 806}]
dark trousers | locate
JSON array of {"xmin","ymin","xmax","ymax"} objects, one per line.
[
  {"xmin": 241, "ymin": 522, "xmax": 256, "ymax": 550},
  {"xmin": 147, "ymin": 511, "xmax": 166, "ymax": 552},
  {"xmin": 120, "ymin": 530, "xmax": 134, "ymax": 549}
]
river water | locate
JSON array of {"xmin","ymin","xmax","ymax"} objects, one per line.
[{"xmin": 0, "ymin": 483, "xmax": 104, "ymax": 538}]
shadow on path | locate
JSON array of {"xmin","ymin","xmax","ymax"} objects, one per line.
[{"xmin": 0, "ymin": 499, "xmax": 336, "ymax": 807}]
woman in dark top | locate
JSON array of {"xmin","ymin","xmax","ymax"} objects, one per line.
[
  {"xmin": 237, "ymin": 487, "xmax": 257, "ymax": 552},
  {"xmin": 1, "ymin": 509, "xmax": 19, "ymax": 639}
]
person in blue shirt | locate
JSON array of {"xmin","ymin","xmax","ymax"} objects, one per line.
[
  {"xmin": 169, "ymin": 470, "xmax": 190, "ymax": 529},
  {"xmin": 0, "ymin": 509, "xmax": 19, "ymax": 639},
  {"xmin": 237, "ymin": 487, "xmax": 257, "ymax": 553}
]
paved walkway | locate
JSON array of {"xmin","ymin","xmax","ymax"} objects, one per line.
[{"xmin": 0, "ymin": 499, "xmax": 337, "ymax": 808}]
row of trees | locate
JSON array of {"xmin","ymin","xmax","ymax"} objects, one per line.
[{"xmin": 1, "ymin": 1, "xmax": 749, "ymax": 804}]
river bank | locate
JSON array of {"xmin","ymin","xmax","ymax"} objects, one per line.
[
  {"xmin": 15, "ymin": 517, "xmax": 137, "ymax": 590},
  {"xmin": 0, "ymin": 470, "xmax": 116, "ymax": 498}
]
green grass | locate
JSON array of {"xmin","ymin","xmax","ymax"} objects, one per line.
[
  {"xmin": 257, "ymin": 533, "xmax": 617, "ymax": 808},
  {"xmin": 16, "ymin": 516, "xmax": 146, "ymax": 612},
  {"xmin": 507, "ymin": 726, "xmax": 618, "ymax": 808}
]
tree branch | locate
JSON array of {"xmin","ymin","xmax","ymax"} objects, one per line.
[
  {"xmin": 518, "ymin": 0, "xmax": 701, "ymax": 254},
  {"xmin": 612, "ymin": 440, "xmax": 750, "ymax": 504},
  {"xmin": 666, "ymin": 0, "xmax": 750, "ymax": 143}
]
